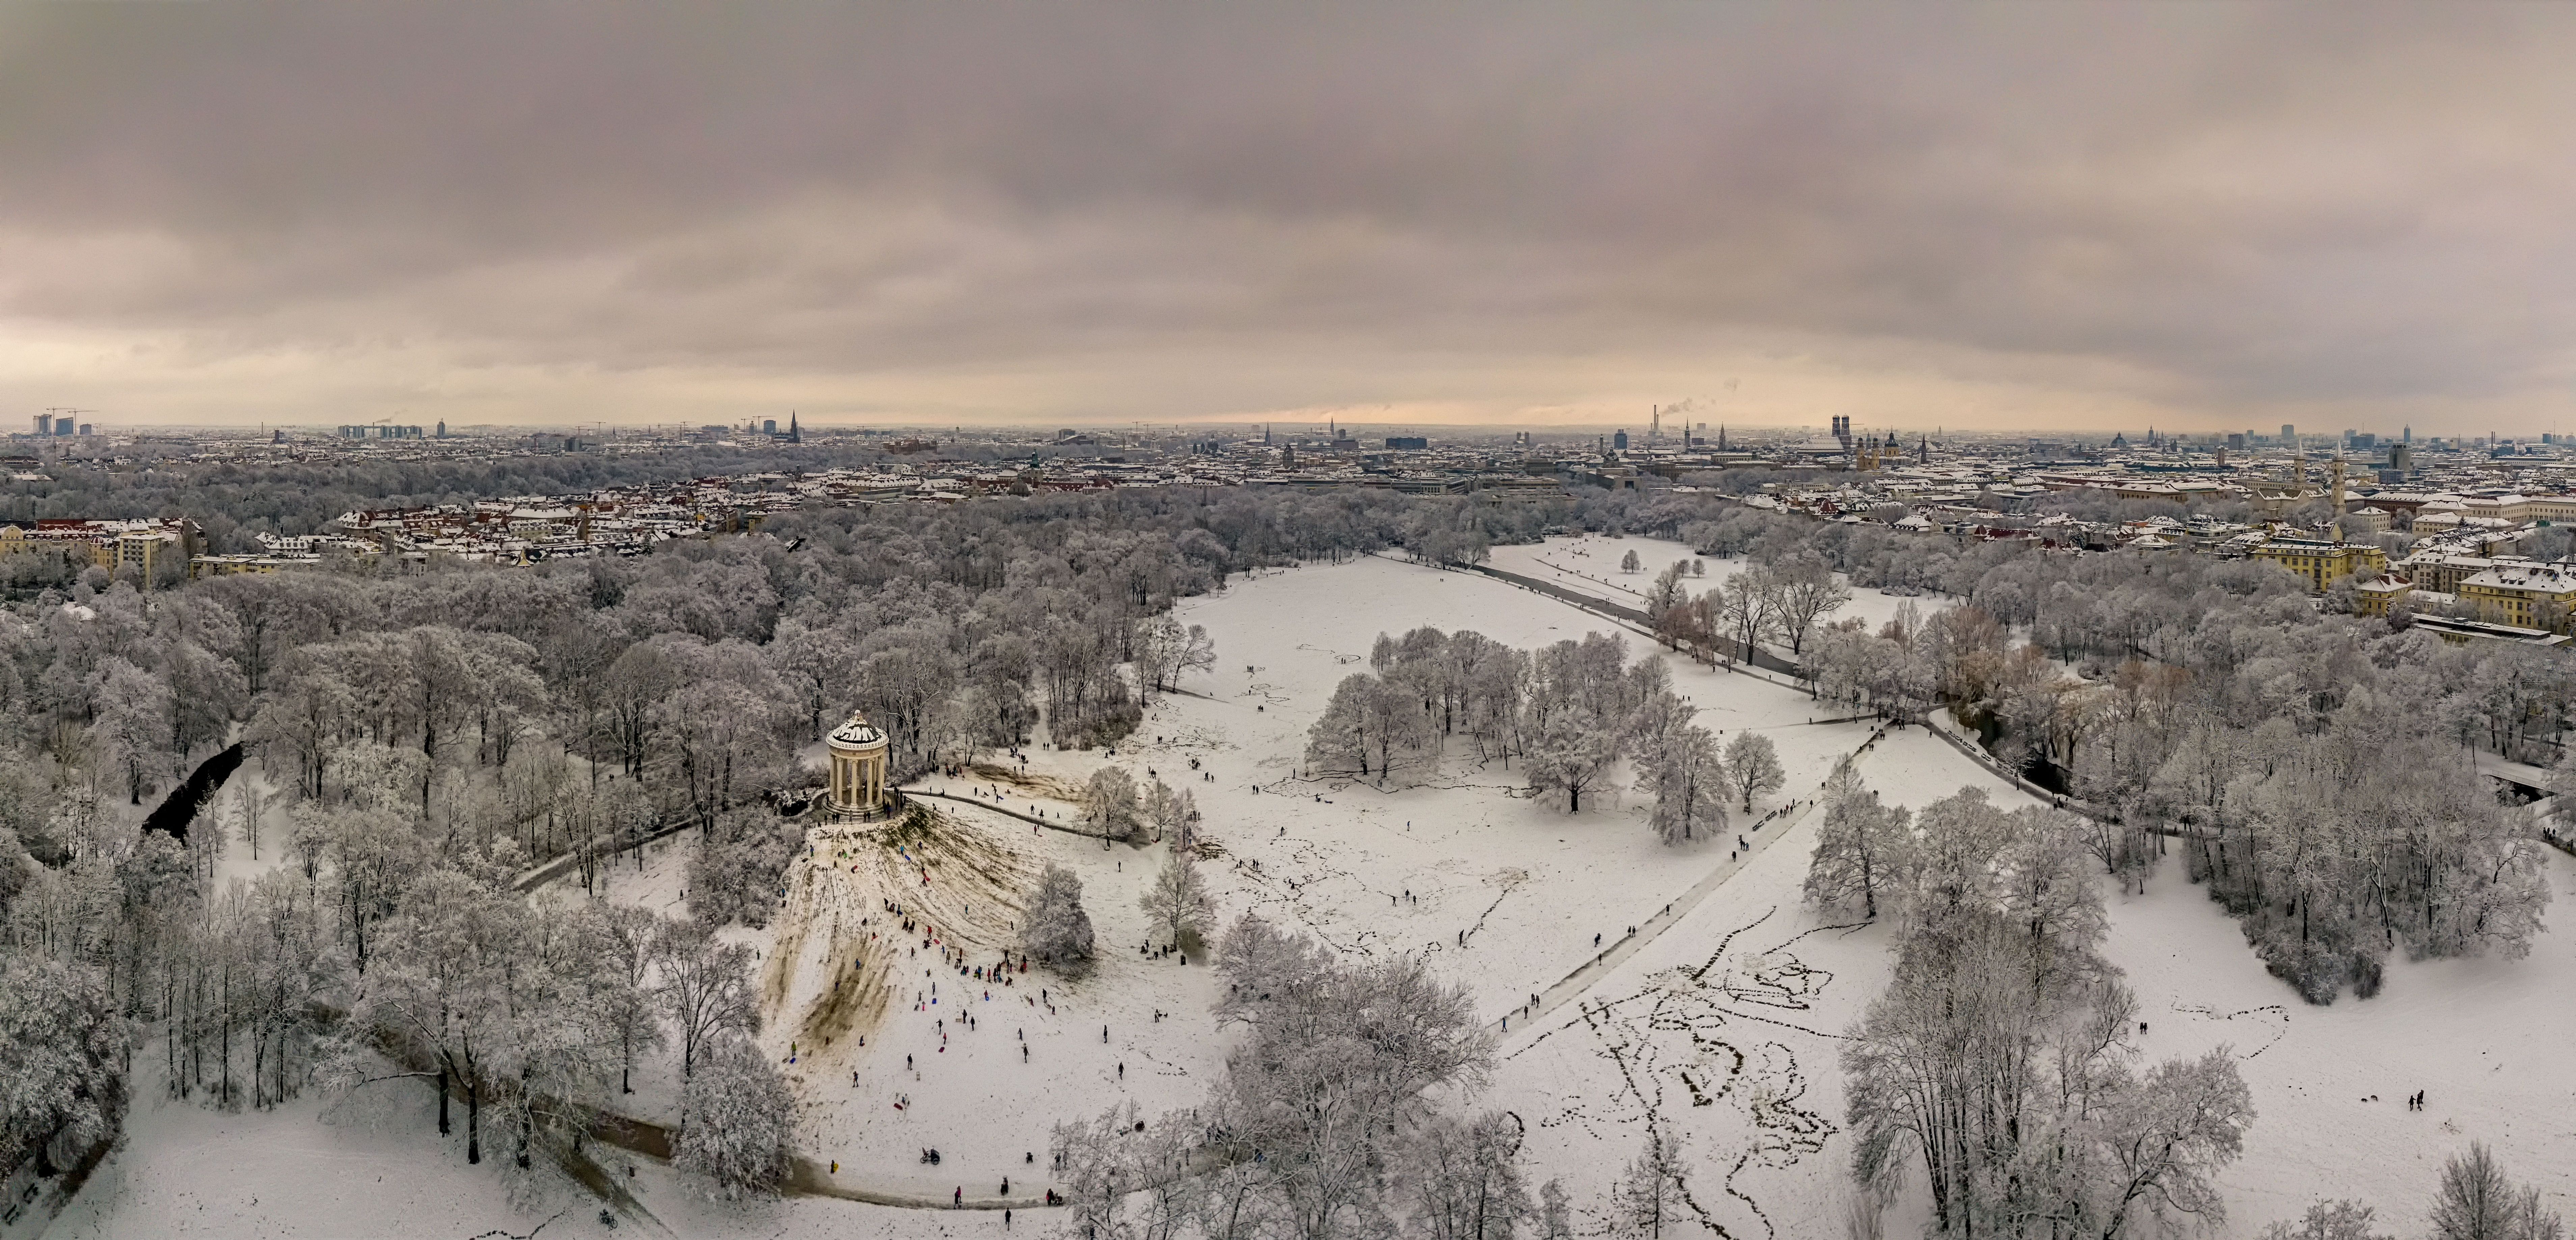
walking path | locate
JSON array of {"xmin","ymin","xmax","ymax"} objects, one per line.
[
  {"xmin": 904, "ymin": 786, "xmax": 1095, "ymax": 838},
  {"xmin": 1494, "ymin": 721, "xmax": 1896, "ymax": 1048},
  {"xmin": 1406, "ymin": 552, "xmax": 1816, "ymax": 694}
]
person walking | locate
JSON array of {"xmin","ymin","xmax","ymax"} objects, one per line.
[{"xmin": 955, "ymin": 1186, "xmax": 963, "ymax": 1208}]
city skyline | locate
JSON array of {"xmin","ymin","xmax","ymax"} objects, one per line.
[{"xmin": 7, "ymin": 5, "xmax": 2576, "ymax": 433}]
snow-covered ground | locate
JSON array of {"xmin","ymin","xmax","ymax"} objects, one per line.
[
  {"xmin": 1486, "ymin": 533, "xmax": 1947, "ymax": 639},
  {"xmin": 52, "ymin": 550, "xmax": 2576, "ymax": 1238},
  {"xmin": 2106, "ymin": 849, "xmax": 2576, "ymax": 1233}
]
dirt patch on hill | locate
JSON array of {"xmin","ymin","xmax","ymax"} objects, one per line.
[{"xmin": 766, "ymin": 805, "xmax": 1042, "ymax": 1054}]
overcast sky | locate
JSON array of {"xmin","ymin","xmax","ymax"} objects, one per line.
[{"xmin": 5, "ymin": 4, "xmax": 2574, "ymax": 435}]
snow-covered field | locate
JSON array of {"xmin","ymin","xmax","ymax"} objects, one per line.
[
  {"xmin": 51, "ymin": 547, "xmax": 2576, "ymax": 1238},
  {"xmin": 2107, "ymin": 851, "xmax": 2576, "ymax": 1234},
  {"xmin": 1486, "ymin": 533, "xmax": 1946, "ymax": 639}
]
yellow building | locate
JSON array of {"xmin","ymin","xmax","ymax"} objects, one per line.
[
  {"xmin": 2353, "ymin": 573, "xmax": 2415, "ymax": 617},
  {"xmin": 0, "ymin": 518, "xmax": 199, "ymax": 584},
  {"xmin": 2248, "ymin": 537, "xmax": 2388, "ymax": 594},
  {"xmin": 2459, "ymin": 564, "xmax": 2576, "ymax": 634}
]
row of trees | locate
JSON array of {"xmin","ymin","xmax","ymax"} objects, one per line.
[
  {"xmin": 1301, "ymin": 626, "xmax": 1784, "ymax": 835},
  {"xmin": 1778, "ymin": 539, "xmax": 2559, "ymax": 1005},
  {"xmin": 1644, "ymin": 549, "xmax": 1856, "ymax": 661}
]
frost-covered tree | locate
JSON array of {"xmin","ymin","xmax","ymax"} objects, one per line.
[
  {"xmin": 1711, "ymin": 570, "xmax": 1777, "ymax": 662},
  {"xmin": 653, "ymin": 924, "xmax": 759, "ymax": 1079},
  {"xmin": 1803, "ymin": 758, "xmax": 1912, "ymax": 919},
  {"xmin": 1397, "ymin": 1110, "xmax": 1533, "ymax": 1240},
  {"xmin": 2260, "ymin": 1201, "xmax": 2395, "ymax": 1240},
  {"xmin": 1647, "ymin": 726, "xmax": 1727, "ymax": 845},
  {"xmin": 1082, "ymin": 765, "xmax": 1140, "ymax": 845},
  {"xmin": 1642, "ymin": 562, "xmax": 1692, "ymax": 647},
  {"xmin": 0, "ymin": 955, "xmax": 127, "ymax": 1178},
  {"xmin": 1539, "ymin": 1179, "xmax": 1573, "ymax": 1240},
  {"xmin": 1622, "ymin": 691, "xmax": 1696, "ymax": 771},
  {"xmin": 91, "ymin": 657, "xmax": 171, "ymax": 805},
  {"xmin": 1140, "ymin": 846, "xmax": 1214, "ymax": 949},
  {"xmin": 1140, "ymin": 775, "xmax": 1197, "ymax": 846},
  {"xmin": 1306, "ymin": 672, "xmax": 1436, "ymax": 785},
  {"xmin": 2430, "ymin": 1143, "xmax": 2565, "ymax": 1240},
  {"xmin": 674, "ymin": 1033, "xmax": 792, "ymax": 1201},
  {"xmin": 1722, "ymin": 730, "xmax": 1784, "ymax": 811},
  {"xmin": 588, "ymin": 903, "xmax": 667, "ymax": 1095},
  {"xmin": 1022, "ymin": 863, "xmax": 1097, "ymax": 969},
  {"xmin": 1526, "ymin": 714, "xmax": 1618, "ymax": 812},
  {"xmin": 1135, "ymin": 616, "xmax": 1219, "ymax": 697},
  {"xmin": 1205, "ymin": 913, "xmax": 1496, "ymax": 1240},
  {"xmin": 1611, "ymin": 1130, "xmax": 1688, "ymax": 1238},
  {"xmin": 1845, "ymin": 786, "xmax": 2252, "ymax": 1239},
  {"xmin": 685, "ymin": 807, "xmax": 799, "ymax": 929},
  {"xmin": 1619, "ymin": 548, "xmax": 1642, "ymax": 573}
]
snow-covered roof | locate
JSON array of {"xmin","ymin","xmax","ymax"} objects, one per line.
[{"xmin": 829, "ymin": 714, "xmax": 888, "ymax": 750}]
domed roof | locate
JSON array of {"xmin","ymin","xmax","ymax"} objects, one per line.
[{"xmin": 828, "ymin": 713, "xmax": 888, "ymax": 750}]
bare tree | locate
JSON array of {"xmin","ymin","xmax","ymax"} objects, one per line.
[
  {"xmin": 1766, "ymin": 551, "xmax": 1852, "ymax": 655},
  {"xmin": 1398, "ymin": 1110, "xmax": 1534, "ymax": 1240},
  {"xmin": 2430, "ymin": 1143, "xmax": 2566, "ymax": 1240},
  {"xmin": 653, "ymin": 924, "xmax": 759, "ymax": 1079},
  {"xmin": 1711, "ymin": 571, "xmax": 1776, "ymax": 663},
  {"xmin": 2261, "ymin": 1201, "xmax": 2395, "ymax": 1240}
]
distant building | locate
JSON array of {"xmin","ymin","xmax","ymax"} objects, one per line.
[
  {"xmin": 2411, "ymin": 615, "xmax": 2573, "ymax": 649},
  {"xmin": 2353, "ymin": 573, "xmax": 2414, "ymax": 617},
  {"xmin": 2460, "ymin": 564, "xmax": 2576, "ymax": 633},
  {"xmin": 0, "ymin": 517, "xmax": 201, "ymax": 584},
  {"xmin": 2248, "ymin": 536, "xmax": 2386, "ymax": 593},
  {"xmin": 1612, "ymin": 430, "xmax": 1629, "ymax": 451},
  {"xmin": 1384, "ymin": 436, "xmax": 1428, "ymax": 450}
]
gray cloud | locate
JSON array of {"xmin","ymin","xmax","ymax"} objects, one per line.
[{"xmin": 3, "ymin": 3, "xmax": 2573, "ymax": 430}]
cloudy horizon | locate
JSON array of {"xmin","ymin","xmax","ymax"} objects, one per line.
[{"xmin": 5, "ymin": 3, "xmax": 2575, "ymax": 435}]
